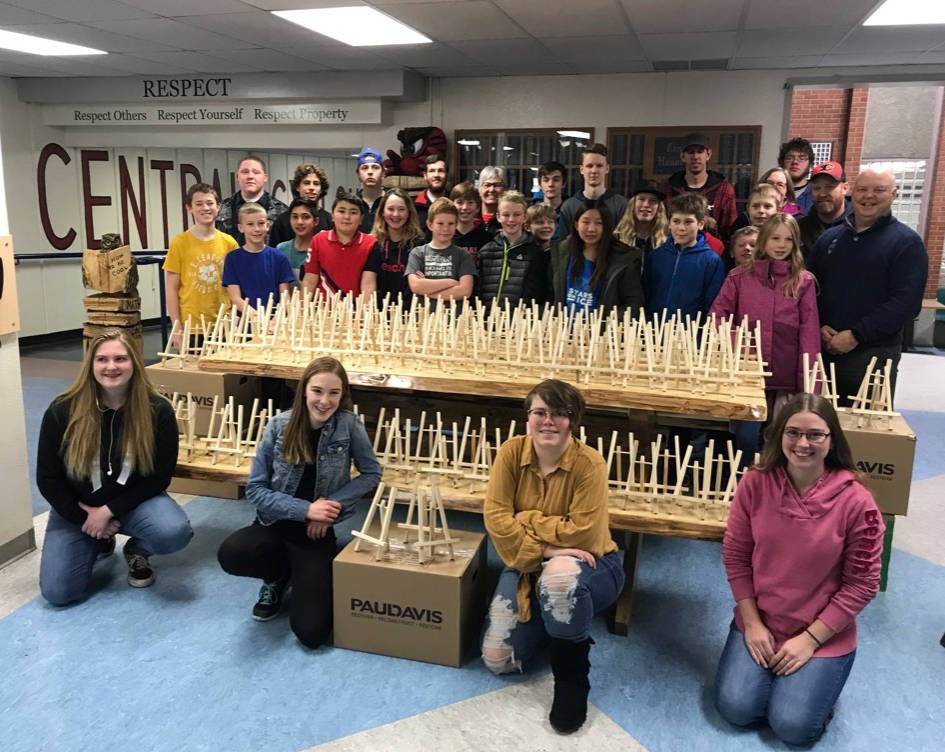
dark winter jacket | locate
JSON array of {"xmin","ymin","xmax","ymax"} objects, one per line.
[
  {"xmin": 798, "ymin": 206, "xmax": 851, "ymax": 263},
  {"xmin": 808, "ymin": 213, "xmax": 928, "ymax": 348},
  {"xmin": 557, "ymin": 190, "xmax": 628, "ymax": 240},
  {"xmin": 476, "ymin": 231, "xmax": 549, "ymax": 309},
  {"xmin": 643, "ymin": 232, "xmax": 726, "ymax": 319},
  {"xmin": 550, "ymin": 237, "xmax": 645, "ymax": 319},
  {"xmin": 216, "ymin": 191, "xmax": 289, "ymax": 246},
  {"xmin": 663, "ymin": 170, "xmax": 738, "ymax": 243}
]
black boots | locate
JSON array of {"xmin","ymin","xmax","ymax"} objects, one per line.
[{"xmin": 549, "ymin": 637, "xmax": 593, "ymax": 734}]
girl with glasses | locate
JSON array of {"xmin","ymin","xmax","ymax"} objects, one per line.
[
  {"xmin": 714, "ymin": 393, "xmax": 884, "ymax": 745},
  {"xmin": 480, "ymin": 379, "xmax": 624, "ymax": 734}
]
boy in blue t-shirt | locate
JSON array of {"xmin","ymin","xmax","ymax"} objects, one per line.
[{"xmin": 222, "ymin": 202, "xmax": 296, "ymax": 313}]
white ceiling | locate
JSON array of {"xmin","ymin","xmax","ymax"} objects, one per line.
[{"xmin": 0, "ymin": 0, "xmax": 942, "ymax": 78}]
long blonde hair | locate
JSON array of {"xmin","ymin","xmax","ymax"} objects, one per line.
[
  {"xmin": 59, "ymin": 330, "xmax": 158, "ymax": 480},
  {"xmin": 755, "ymin": 214, "xmax": 808, "ymax": 298},
  {"xmin": 282, "ymin": 357, "xmax": 353, "ymax": 464},
  {"xmin": 371, "ymin": 188, "xmax": 425, "ymax": 248},
  {"xmin": 615, "ymin": 196, "xmax": 667, "ymax": 248}
]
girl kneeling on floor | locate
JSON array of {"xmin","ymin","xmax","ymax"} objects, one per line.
[
  {"xmin": 481, "ymin": 379, "xmax": 625, "ymax": 734},
  {"xmin": 715, "ymin": 393, "xmax": 884, "ymax": 746},
  {"xmin": 37, "ymin": 330, "xmax": 192, "ymax": 605},
  {"xmin": 217, "ymin": 356, "xmax": 381, "ymax": 648}
]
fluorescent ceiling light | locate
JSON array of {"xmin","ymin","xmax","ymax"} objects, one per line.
[
  {"xmin": 273, "ymin": 7, "xmax": 431, "ymax": 47},
  {"xmin": 864, "ymin": 0, "xmax": 945, "ymax": 25},
  {"xmin": 0, "ymin": 28, "xmax": 106, "ymax": 56},
  {"xmin": 557, "ymin": 130, "xmax": 591, "ymax": 139},
  {"xmin": 457, "ymin": 139, "xmax": 480, "ymax": 146}
]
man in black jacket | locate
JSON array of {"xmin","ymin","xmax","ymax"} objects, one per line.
[{"xmin": 798, "ymin": 161, "xmax": 850, "ymax": 261}]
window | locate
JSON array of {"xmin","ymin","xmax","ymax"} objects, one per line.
[
  {"xmin": 454, "ymin": 128, "xmax": 595, "ymax": 197},
  {"xmin": 811, "ymin": 141, "xmax": 833, "ymax": 165},
  {"xmin": 607, "ymin": 126, "xmax": 762, "ymax": 212}
]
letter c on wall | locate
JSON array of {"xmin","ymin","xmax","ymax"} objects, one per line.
[{"xmin": 37, "ymin": 143, "xmax": 77, "ymax": 250}]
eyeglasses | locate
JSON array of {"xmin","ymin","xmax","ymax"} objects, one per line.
[
  {"xmin": 482, "ymin": 181, "xmax": 505, "ymax": 189},
  {"xmin": 783, "ymin": 428, "xmax": 830, "ymax": 444},
  {"xmin": 784, "ymin": 153, "xmax": 810, "ymax": 163},
  {"xmin": 527, "ymin": 408, "xmax": 571, "ymax": 421}
]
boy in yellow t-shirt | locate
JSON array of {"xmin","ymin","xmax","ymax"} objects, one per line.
[{"xmin": 163, "ymin": 183, "xmax": 238, "ymax": 342}]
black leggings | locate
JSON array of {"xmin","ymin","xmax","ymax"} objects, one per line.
[{"xmin": 218, "ymin": 521, "xmax": 336, "ymax": 648}]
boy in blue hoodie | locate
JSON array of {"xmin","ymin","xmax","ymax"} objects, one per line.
[{"xmin": 644, "ymin": 193, "xmax": 724, "ymax": 320}]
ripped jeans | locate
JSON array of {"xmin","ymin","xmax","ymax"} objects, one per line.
[{"xmin": 481, "ymin": 551, "xmax": 624, "ymax": 674}]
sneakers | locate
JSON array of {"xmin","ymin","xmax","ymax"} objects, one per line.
[
  {"xmin": 252, "ymin": 580, "xmax": 288, "ymax": 621},
  {"xmin": 97, "ymin": 537, "xmax": 116, "ymax": 561},
  {"xmin": 123, "ymin": 548, "xmax": 155, "ymax": 588}
]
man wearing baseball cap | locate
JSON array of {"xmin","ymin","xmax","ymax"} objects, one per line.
[
  {"xmin": 662, "ymin": 133, "xmax": 737, "ymax": 243},
  {"xmin": 355, "ymin": 147, "xmax": 385, "ymax": 233},
  {"xmin": 798, "ymin": 161, "xmax": 851, "ymax": 261}
]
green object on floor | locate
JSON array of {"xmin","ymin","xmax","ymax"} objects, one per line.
[{"xmin": 879, "ymin": 514, "xmax": 895, "ymax": 592}]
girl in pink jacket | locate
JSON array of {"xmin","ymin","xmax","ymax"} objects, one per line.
[
  {"xmin": 710, "ymin": 214, "xmax": 820, "ymax": 459},
  {"xmin": 714, "ymin": 393, "xmax": 884, "ymax": 745}
]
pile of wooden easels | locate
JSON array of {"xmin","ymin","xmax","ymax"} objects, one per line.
[
  {"xmin": 803, "ymin": 353, "xmax": 900, "ymax": 430},
  {"xmin": 170, "ymin": 392, "xmax": 277, "ymax": 468},
  {"xmin": 197, "ymin": 291, "xmax": 769, "ymax": 395}
]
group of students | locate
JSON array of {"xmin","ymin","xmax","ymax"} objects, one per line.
[{"xmin": 36, "ymin": 333, "xmax": 883, "ymax": 746}]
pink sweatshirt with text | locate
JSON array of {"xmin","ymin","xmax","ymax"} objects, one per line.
[{"xmin": 722, "ymin": 466, "xmax": 884, "ymax": 657}]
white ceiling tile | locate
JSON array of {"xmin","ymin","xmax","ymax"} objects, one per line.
[
  {"xmin": 570, "ymin": 59, "xmax": 651, "ymax": 74},
  {"xmin": 0, "ymin": 22, "xmax": 178, "ymax": 53},
  {"xmin": 118, "ymin": 0, "xmax": 258, "ymax": 15},
  {"xmin": 0, "ymin": 4, "xmax": 59, "ymax": 24},
  {"xmin": 550, "ymin": 35, "xmax": 645, "ymax": 62},
  {"xmin": 93, "ymin": 18, "xmax": 249, "ymax": 51},
  {"xmin": 744, "ymin": 0, "xmax": 876, "ymax": 29},
  {"xmin": 184, "ymin": 10, "xmax": 347, "ymax": 49},
  {"xmin": 283, "ymin": 45, "xmax": 400, "ymax": 70},
  {"xmin": 380, "ymin": 1, "xmax": 528, "ymax": 42},
  {"xmin": 730, "ymin": 55, "xmax": 824, "ymax": 70},
  {"xmin": 821, "ymin": 52, "xmax": 936, "ymax": 67},
  {"xmin": 621, "ymin": 0, "xmax": 741, "ymax": 33},
  {"xmin": 736, "ymin": 27, "xmax": 849, "ymax": 57},
  {"xmin": 16, "ymin": 55, "xmax": 138, "ymax": 76},
  {"xmin": 82, "ymin": 53, "xmax": 197, "ymax": 75},
  {"xmin": 1, "ymin": 0, "xmax": 156, "ymax": 23},
  {"xmin": 638, "ymin": 32, "xmax": 736, "ymax": 60},
  {"xmin": 833, "ymin": 27, "xmax": 945, "ymax": 54},
  {"xmin": 0, "ymin": 59, "xmax": 67, "ymax": 76},
  {"xmin": 495, "ymin": 0, "xmax": 628, "ymax": 38},
  {"xmin": 131, "ymin": 50, "xmax": 263, "ymax": 73},
  {"xmin": 369, "ymin": 42, "xmax": 470, "ymax": 67},
  {"xmin": 447, "ymin": 37, "xmax": 549, "ymax": 66},
  {"xmin": 416, "ymin": 65, "xmax": 502, "ymax": 78},
  {"xmin": 207, "ymin": 47, "xmax": 324, "ymax": 72},
  {"xmin": 241, "ymin": 0, "xmax": 367, "ymax": 9}
]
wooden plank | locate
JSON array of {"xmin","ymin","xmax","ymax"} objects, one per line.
[
  {"xmin": 83, "ymin": 292, "xmax": 141, "ymax": 312},
  {"xmin": 198, "ymin": 358, "xmax": 766, "ymax": 421},
  {"xmin": 86, "ymin": 311, "xmax": 141, "ymax": 326}
]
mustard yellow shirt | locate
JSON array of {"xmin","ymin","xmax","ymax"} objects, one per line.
[
  {"xmin": 484, "ymin": 434, "xmax": 617, "ymax": 621},
  {"xmin": 163, "ymin": 229, "xmax": 238, "ymax": 330}
]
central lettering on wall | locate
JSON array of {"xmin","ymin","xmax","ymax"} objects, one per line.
[
  {"xmin": 142, "ymin": 78, "xmax": 231, "ymax": 98},
  {"xmin": 41, "ymin": 101, "xmax": 382, "ymax": 127}
]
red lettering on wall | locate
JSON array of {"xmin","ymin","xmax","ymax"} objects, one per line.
[
  {"xmin": 272, "ymin": 179, "xmax": 286, "ymax": 203},
  {"xmin": 179, "ymin": 163, "xmax": 202, "ymax": 229},
  {"xmin": 150, "ymin": 159, "xmax": 174, "ymax": 248},
  {"xmin": 211, "ymin": 168, "xmax": 224, "ymax": 202},
  {"xmin": 81, "ymin": 150, "xmax": 112, "ymax": 250},
  {"xmin": 37, "ymin": 143, "xmax": 76, "ymax": 250},
  {"xmin": 119, "ymin": 156, "xmax": 148, "ymax": 248}
]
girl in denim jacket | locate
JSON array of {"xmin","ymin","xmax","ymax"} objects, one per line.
[{"xmin": 218, "ymin": 357, "xmax": 381, "ymax": 647}]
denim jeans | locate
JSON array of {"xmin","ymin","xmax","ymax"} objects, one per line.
[
  {"xmin": 714, "ymin": 622, "xmax": 856, "ymax": 746},
  {"xmin": 481, "ymin": 551, "xmax": 624, "ymax": 673},
  {"xmin": 40, "ymin": 494, "xmax": 193, "ymax": 607}
]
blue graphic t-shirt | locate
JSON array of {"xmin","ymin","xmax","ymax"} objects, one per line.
[
  {"xmin": 222, "ymin": 246, "xmax": 296, "ymax": 308},
  {"xmin": 565, "ymin": 257, "xmax": 602, "ymax": 315}
]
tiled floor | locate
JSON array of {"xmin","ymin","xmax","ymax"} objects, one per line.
[{"xmin": 3, "ymin": 349, "xmax": 944, "ymax": 752}]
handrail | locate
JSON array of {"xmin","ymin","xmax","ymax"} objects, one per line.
[{"xmin": 13, "ymin": 250, "xmax": 170, "ymax": 349}]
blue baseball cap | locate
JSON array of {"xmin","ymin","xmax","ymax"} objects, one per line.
[{"xmin": 358, "ymin": 148, "xmax": 382, "ymax": 166}]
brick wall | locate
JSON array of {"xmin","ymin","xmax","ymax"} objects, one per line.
[
  {"xmin": 843, "ymin": 88, "xmax": 870, "ymax": 186},
  {"xmin": 788, "ymin": 88, "xmax": 852, "ymax": 164},
  {"xmin": 923, "ymin": 94, "xmax": 945, "ymax": 297}
]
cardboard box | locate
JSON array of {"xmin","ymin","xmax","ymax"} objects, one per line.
[
  {"xmin": 169, "ymin": 477, "xmax": 243, "ymax": 500},
  {"xmin": 333, "ymin": 525, "xmax": 488, "ymax": 667},
  {"xmin": 840, "ymin": 412, "xmax": 916, "ymax": 516},
  {"xmin": 81, "ymin": 245, "xmax": 138, "ymax": 294},
  {"xmin": 146, "ymin": 359, "xmax": 260, "ymax": 435}
]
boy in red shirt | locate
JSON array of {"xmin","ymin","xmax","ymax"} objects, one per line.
[{"xmin": 302, "ymin": 193, "xmax": 378, "ymax": 298}]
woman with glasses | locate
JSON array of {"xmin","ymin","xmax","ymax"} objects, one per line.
[
  {"xmin": 715, "ymin": 393, "xmax": 884, "ymax": 746},
  {"xmin": 481, "ymin": 379, "xmax": 624, "ymax": 734}
]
